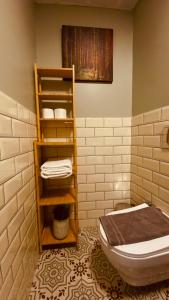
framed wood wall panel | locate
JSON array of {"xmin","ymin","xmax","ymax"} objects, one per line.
[{"xmin": 62, "ymin": 25, "xmax": 113, "ymax": 82}]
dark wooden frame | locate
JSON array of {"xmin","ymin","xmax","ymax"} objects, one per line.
[{"xmin": 62, "ymin": 25, "xmax": 113, "ymax": 82}]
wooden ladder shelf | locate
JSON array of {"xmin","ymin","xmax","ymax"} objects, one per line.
[{"xmin": 34, "ymin": 64, "xmax": 78, "ymax": 251}]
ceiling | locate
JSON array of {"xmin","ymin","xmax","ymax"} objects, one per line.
[{"xmin": 35, "ymin": 0, "xmax": 139, "ymax": 11}]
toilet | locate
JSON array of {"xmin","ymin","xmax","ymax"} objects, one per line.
[{"xmin": 99, "ymin": 203, "xmax": 169, "ymax": 286}]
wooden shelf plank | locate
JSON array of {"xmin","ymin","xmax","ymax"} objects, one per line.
[
  {"xmin": 37, "ymin": 67, "xmax": 73, "ymax": 78},
  {"xmin": 38, "ymin": 93, "xmax": 73, "ymax": 100},
  {"xmin": 42, "ymin": 220, "xmax": 77, "ymax": 246},
  {"xmin": 39, "ymin": 188, "xmax": 76, "ymax": 206},
  {"xmin": 36, "ymin": 141, "xmax": 75, "ymax": 147},
  {"xmin": 40, "ymin": 118, "xmax": 74, "ymax": 122}
]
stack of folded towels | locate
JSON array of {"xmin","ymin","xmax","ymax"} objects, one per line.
[{"xmin": 41, "ymin": 159, "xmax": 72, "ymax": 179}]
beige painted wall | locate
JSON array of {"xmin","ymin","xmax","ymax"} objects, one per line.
[
  {"xmin": 35, "ymin": 4, "xmax": 133, "ymax": 117},
  {"xmin": 0, "ymin": 0, "xmax": 35, "ymax": 111},
  {"xmin": 133, "ymin": 0, "xmax": 169, "ymax": 116}
]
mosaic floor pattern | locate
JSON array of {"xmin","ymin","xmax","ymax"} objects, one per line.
[{"xmin": 29, "ymin": 227, "xmax": 169, "ymax": 299}]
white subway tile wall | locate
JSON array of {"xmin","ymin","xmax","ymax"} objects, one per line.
[
  {"xmin": 131, "ymin": 107, "xmax": 169, "ymax": 215},
  {"xmin": 2, "ymin": 92, "xmax": 169, "ymax": 296},
  {"xmin": 76, "ymin": 117, "xmax": 131, "ymax": 227},
  {"xmin": 0, "ymin": 91, "xmax": 38, "ymax": 300}
]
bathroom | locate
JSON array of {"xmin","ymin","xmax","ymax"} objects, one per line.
[{"xmin": 0, "ymin": 0, "xmax": 169, "ymax": 299}]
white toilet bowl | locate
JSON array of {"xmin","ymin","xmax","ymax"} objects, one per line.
[{"xmin": 99, "ymin": 203, "xmax": 169, "ymax": 286}]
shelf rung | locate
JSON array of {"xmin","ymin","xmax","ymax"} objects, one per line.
[
  {"xmin": 39, "ymin": 188, "xmax": 76, "ymax": 206},
  {"xmin": 37, "ymin": 67, "xmax": 73, "ymax": 78},
  {"xmin": 36, "ymin": 141, "xmax": 75, "ymax": 147},
  {"xmin": 38, "ymin": 93, "xmax": 73, "ymax": 101},
  {"xmin": 40, "ymin": 118, "xmax": 74, "ymax": 122}
]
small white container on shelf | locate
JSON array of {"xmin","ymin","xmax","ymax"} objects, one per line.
[
  {"xmin": 54, "ymin": 108, "xmax": 67, "ymax": 119},
  {"xmin": 53, "ymin": 218, "xmax": 69, "ymax": 239},
  {"xmin": 42, "ymin": 108, "xmax": 54, "ymax": 119},
  {"xmin": 52, "ymin": 205, "xmax": 70, "ymax": 239}
]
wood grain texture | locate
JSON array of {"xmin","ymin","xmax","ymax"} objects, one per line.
[{"xmin": 62, "ymin": 25, "xmax": 113, "ymax": 82}]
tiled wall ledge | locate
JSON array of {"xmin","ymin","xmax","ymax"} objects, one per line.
[
  {"xmin": 0, "ymin": 91, "xmax": 38, "ymax": 300},
  {"xmin": 131, "ymin": 106, "xmax": 169, "ymax": 214},
  {"xmin": 76, "ymin": 117, "xmax": 132, "ymax": 227}
]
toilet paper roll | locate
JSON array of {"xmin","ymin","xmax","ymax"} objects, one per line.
[
  {"xmin": 54, "ymin": 108, "xmax": 67, "ymax": 119},
  {"xmin": 42, "ymin": 108, "xmax": 54, "ymax": 119}
]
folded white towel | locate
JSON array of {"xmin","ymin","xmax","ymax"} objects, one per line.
[
  {"xmin": 41, "ymin": 170, "xmax": 72, "ymax": 179},
  {"xmin": 40, "ymin": 159, "xmax": 72, "ymax": 179},
  {"xmin": 41, "ymin": 159, "xmax": 72, "ymax": 170},
  {"xmin": 41, "ymin": 167, "xmax": 71, "ymax": 174}
]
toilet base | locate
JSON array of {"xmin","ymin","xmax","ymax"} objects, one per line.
[{"xmin": 101, "ymin": 240, "xmax": 169, "ymax": 286}]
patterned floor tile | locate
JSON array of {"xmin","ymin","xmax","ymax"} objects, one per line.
[
  {"xmin": 67, "ymin": 279, "xmax": 107, "ymax": 300},
  {"xmin": 29, "ymin": 226, "xmax": 169, "ymax": 300}
]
